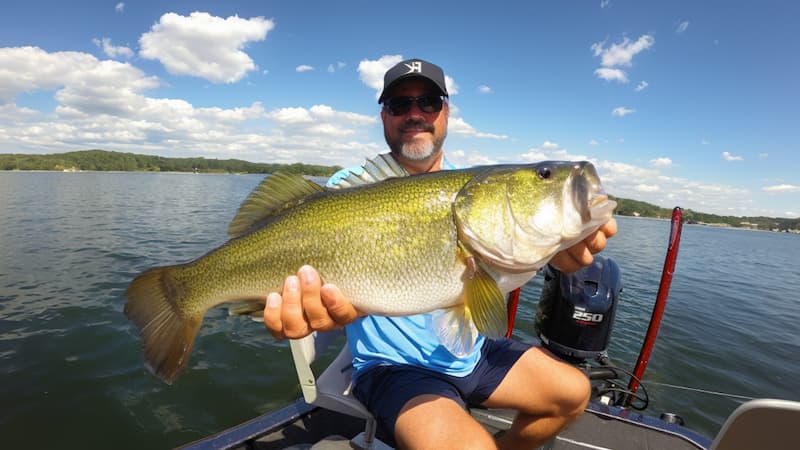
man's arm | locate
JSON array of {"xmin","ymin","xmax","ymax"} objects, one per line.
[{"xmin": 263, "ymin": 219, "xmax": 617, "ymax": 340}]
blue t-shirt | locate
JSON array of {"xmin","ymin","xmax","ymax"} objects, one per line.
[{"xmin": 326, "ymin": 154, "xmax": 484, "ymax": 379}]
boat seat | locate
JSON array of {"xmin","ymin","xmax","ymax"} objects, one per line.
[
  {"xmin": 290, "ymin": 329, "xmax": 391, "ymax": 450},
  {"xmin": 710, "ymin": 398, "xmax": 800, "ymax": 450}
]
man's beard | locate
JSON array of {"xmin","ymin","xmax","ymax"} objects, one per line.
[{"xmin": 388, "ymin": 121, "xmax": 446, "ymax": 161}]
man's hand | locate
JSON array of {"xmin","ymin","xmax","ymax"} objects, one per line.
[
  {"xmin": 263, "ymin": 265, "xmax": 362, "ymax": 340},
  {"xmin": 549, "ymin": 219, "xmax": 617, "ymax": 273}
]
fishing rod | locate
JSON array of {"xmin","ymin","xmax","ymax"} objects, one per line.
[{"xmin": 625, "ymin": 207, "xmax": 683, "ymax": 406}]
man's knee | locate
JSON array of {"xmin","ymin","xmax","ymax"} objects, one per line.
[
  {"xmin": 395, "ymin": 395, "xmax": 495, "ymax": 449},
  {"xmin": 559, "ymin": 365, "xmax": 591, "ymax": 417}
]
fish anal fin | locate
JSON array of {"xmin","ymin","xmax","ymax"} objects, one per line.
[
  {"xmin": 433, "ymin": 306, "xmax": 479, "ymax": 357},
  {"xmin": 227, "ymin": 300, "xmax": 266, "ymax": 317},
  {"xmin": 228, "ymin": 172, "xmax": 325, "ymax": 238}
]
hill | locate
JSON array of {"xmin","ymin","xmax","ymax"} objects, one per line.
[
  {"xmin": 612, "ymin": 196, "xmax": 800, "ymax": 233},
  {"xmin": 2, "ymin": 150, "xmax": 798, "ymax": 232},
  {"xmin": 0, "ymin": 149, "xmax": 340, "ymax": 177}
]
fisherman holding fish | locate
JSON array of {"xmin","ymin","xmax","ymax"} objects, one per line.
[{"xmin": 262, "ymin": 59, "xmax": 617, "ymax": 450}]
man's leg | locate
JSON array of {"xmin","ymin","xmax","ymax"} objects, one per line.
[
  {"xmin": 354, "ymin": 365, "xmax": 496, "ymax": 449},
  {"xmin": 394, "ymin": 394, "xmax": 497, "ymax": 450},
  {"xmin": 483, "ymin": 346, "xmax": 590, "ymax": 450}
]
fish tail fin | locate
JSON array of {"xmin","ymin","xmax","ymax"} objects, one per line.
[{"xmin": 124, "ymin": 266, "xmax": 203, "ymax": 384}]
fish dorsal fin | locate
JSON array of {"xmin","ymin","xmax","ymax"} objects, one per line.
[
  {"xmin": 331, "ymin": 153, "xmax": 409, "ymax": 189},
  {"xmin": 228, "ymin": 172, "xmax": 325, "ymax": 238}
]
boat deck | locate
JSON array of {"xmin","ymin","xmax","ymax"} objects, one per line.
[{"xmin": 182, "ymin": 400, "xmax": 710, "ymax": 450}]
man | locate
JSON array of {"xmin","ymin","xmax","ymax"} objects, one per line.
[{"xmin": 264, "ymin": 58, "xmax": 617, "ymax": 449}]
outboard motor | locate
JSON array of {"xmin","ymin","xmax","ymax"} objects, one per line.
[{"xmin": 535, "ymin": 256, "xmax": 622, "ymax": 362}]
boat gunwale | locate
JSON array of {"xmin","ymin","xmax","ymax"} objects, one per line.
[{"xmin": 176, "ymin": 399, "xmax": 316, "ymax": 450}]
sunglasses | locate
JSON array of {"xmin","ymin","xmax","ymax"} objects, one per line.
[{"xmin": 382, "ymin": 95, "xmax": 445, "ymax": 116}]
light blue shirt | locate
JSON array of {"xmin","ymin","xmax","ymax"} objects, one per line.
[{"xmin": 327, "ymin": 154, "xmax": 484, "ymax": 379}]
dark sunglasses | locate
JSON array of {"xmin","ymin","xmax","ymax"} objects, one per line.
[{"xmin": 382, "ymin": 95, "xmax": 445, "ymax": 116}]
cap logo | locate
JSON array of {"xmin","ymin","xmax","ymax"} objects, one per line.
[{"xmin": 404, "ymin": 61, "xmax": 422, "ymax": 74}]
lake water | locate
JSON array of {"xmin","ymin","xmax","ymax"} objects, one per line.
[{"xmin": 1, "ymin": 171, "xmax": 799, "ymax": 449}]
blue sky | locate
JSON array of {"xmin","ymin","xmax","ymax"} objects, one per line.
[{"xmin": 1, "ymin": 1, "xmax": 798, "ymax": 218}]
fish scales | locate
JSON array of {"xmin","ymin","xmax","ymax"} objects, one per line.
[{"xmin": 178, "ymin": 170, "xmax": 475, "ymax": 315}]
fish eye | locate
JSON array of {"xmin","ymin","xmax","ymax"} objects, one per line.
[{"xmin": 537, "ymin": 167, "xmax": 552, "ymax": 180}]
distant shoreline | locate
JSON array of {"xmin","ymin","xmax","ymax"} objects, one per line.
[{"xmin": 7, "ymin": 170, "xmax": 798, "ymax": 234}]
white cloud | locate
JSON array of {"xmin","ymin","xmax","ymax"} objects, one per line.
[
  {"xmin": 0, "ymin": 46, "xmax": 387, "ymax": 168},
  {"xmin": 115, "ymin": 2, "xmax": 125, "ymax": 13},
  {"xmin": 600, "ymin": 0, "xmax": 611, "ymax": 8},
  {"xmin": 138, "ymin": 12, "xmax": 273, "ymax": 83},
  {"xmin": 358, "ymin": 54, "xmax": 404, "ymax": 96},
  {"xmin": 758, "ymin": 152, "xmax": 769, "ymax": 159},
  {"xmin": 676, "ymin": 21, "xmax": 690, "ymax": 34},
  {"xmin": 589, "ymin": 139, "xmax": 599, "ymax": 146},
  {"xmin": 592, "ymin": 34, "xmax": 654, "ymax": 68},
  {"xmin": 448, "ymin": 116, "xmax": 508, "ymax": 139},
  {"xmin": 594, "ymin": 68, "xmax": 628, "ymax": 83},
  {"xmin": 93, "ymin": 37, "xmax": 134, "ymax": 59},
  {"xmin": 650, "ymin": 157, "xmax": 672, "ymax": 167},
  {"xmin": 327, "ymin": 62, "xmax": 346, "ymax": 73},
  {"xmin": 722, "ymin": 151, "xmax": 743, "ymax": 161},
  {"xmin": 478, "ymin": 85, "xmax": 492, "ymax": 94},
  {"xmin": 612, "ymin": 106, "xmax": 635, "ymax": 116},
  {"xmin": 763, "ymin": 184, "xmax": 800, "ymax": 193},
  {"xmin": 446, "ymin": 149, "xmax": 498, "ymax": 167},
  {"xmin": 296, "ymin": 65, "xmax": 314, "ymax": 72},
  {"xmin": 518, "ymin": 142, "xmax": 591, "ymax": 164},
  {"xmin": 0, "ymin": 46, "xmax": 158, "ymax": 106},
  {"xmin": 634, "ymin": 184, "xmax": 660, "ymax": 193},
  {"xmin": 591, "ymin": 34, "xmax": 654, "ymax": 83},
  {"xmin": 635, "ymin": 80, "xmax": 649, "ymax": 91}
]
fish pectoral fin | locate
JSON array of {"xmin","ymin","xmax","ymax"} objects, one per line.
[
  {"xmin": 432, "ymin": 306, "xmax": 479, "ymax": 357},
  {"xmin": 463, "ymin": 263, "xmax": 507, "ymax": 338},
  {"xmin": 431, "ymin": 265, "xmax": 506, "ymax": 357}
]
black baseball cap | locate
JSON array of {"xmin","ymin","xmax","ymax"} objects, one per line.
[{"xmin": 378, "ymin": 58, "xmax": 448, "ymax": 104}]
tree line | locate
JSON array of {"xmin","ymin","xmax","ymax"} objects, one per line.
[
  {"xmin": 612, "ymin": 196, "xmax": 800, "ymax": 232},
  {"xmin": 2, "ymin": 150, "xmax": 798, "ymax": 231},
  {"xmin": 0, "ymin": 149, "xmax": 340, "ymax": 177}
]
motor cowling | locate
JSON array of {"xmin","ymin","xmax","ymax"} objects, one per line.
[{"xmin": 535, "ymin": 256, "xmax": 622, "ymax": 362}]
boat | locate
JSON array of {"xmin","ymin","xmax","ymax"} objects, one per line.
[{"xmin": 176, "ymin": 209, "xmax": 800, "ymax": 449}]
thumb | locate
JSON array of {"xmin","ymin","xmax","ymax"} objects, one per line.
[{"xmin": 320, "ymin": 284, "xmax": 362, "ymax": 325}]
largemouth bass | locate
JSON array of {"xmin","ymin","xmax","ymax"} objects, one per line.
[{"xmin": 125, "ymin": 158, "xmax": 616, "ymax": 383}]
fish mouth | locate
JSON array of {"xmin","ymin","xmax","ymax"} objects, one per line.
[
  {"xmin": 571, "ymin": 162, "xmax": 616, "ymax": 223},
  {"xmin": 588, "ymin": 192, "xmax": 617, "ymax": 221}
]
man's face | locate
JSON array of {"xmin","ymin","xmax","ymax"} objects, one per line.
[{"xmin": 381, "ymin": 79, "xmax": 449, "ymax": 162}]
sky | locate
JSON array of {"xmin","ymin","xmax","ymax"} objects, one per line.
[{"xmin": 1, "ymin": 1, "xmax": 798, "ymax": 218}]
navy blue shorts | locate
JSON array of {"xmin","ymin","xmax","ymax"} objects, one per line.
[{"xmin": 352, "ymin": 338, "xmax": 530, "ymax": 440}]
